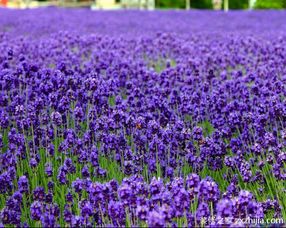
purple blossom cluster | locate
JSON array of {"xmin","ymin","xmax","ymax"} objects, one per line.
[
  {"xmin": 1, "ymin": 174, "xmax": 281, "ymax": 227},
  {"xmin": 1, "ymin": 8, "xmax": 286, "ymax": 226}
]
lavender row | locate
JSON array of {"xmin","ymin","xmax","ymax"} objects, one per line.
[{"xmin": 2, "ymin": 174, "xmax": 281, "ymax": 227}]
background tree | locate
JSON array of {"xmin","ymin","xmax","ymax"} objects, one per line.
[
  {"xmin": 254, "ymin": 0, "xmax": 286, "ymax": 9},
  {"xmin": 190, "ymin": 0, "xmax": 213, "ymax": 8},
  {"xmin": 155, "ymin": 0, "xmax": 286, "ymax": 9},
  {"xmin": 229, "ymin": 0, "xmax": 249, "ymax": 9},
  {"xmin": 155, "ymin": 0, "xmax": 185, "ymax": 8}
]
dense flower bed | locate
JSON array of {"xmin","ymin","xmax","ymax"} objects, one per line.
[{"xmin": 0, "ymin": 8, "xmax": 286, "ymax": 227}]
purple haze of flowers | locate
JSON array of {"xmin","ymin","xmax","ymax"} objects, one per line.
[{"xmin": 0, "ymin": 8, "xmax": 286, "ymax": 227}]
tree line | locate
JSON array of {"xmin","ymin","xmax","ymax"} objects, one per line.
[{"xmin": 156, "ymin": 0, "xmax": 286, "ymax": 9}]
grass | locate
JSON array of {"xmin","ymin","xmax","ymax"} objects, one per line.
[
  {"xmin": 198, "ymin": 120, "xmax": 215, "ymax": 137},
  {"xmin": 147, "ymin": 58, "xmax": 176, "ymax": 73}
]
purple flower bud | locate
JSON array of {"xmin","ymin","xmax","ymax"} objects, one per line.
[
  {"xmin": 80, "ymin": 201, "xmax": 93, "ymax": 218},
  {"xmin": 147, "ymin": 210, "xmax": 165, "ymax": 227},
  {"xmin": 40, "ymin": 213, "xmax": 56, "ymax": 227},
  {"xmin": 198, "ymin": 178, "xmax": 220, "ymax": 203},
  {"xmin": 18, "ymin": 176, "xmax": 29, "ymax": 194},
  {"xmin": 66, "ymin": 192, "xmax": 73, "ymax": 203},
  {"xmin": 74, "ymin": 106, "xmax": 84, "ymax": 121},
  {"xmin": 48, "ymin": 181, "xmax": 54, "ymax": 191},
  {"xmin": 64, "ymin": 204, "xmax": 73, "ymax": 223},
  {"xmin": 192, "ymin": 126, "xmax": 203, "ymax": 141},
  {"xmin": 136, "ymin": 205, "xmax": 149, "ymax": 220},
  {"xmin": 149, "ymin": 177, "xmax": 164, "ymax": 195},
  {"xmin": 45, "ymin": 191, "xmax": 53, "ymax": 204},
  {"xmin": 51, "ymin": 111, "xmax": 62, "ymax": 126},
  {"xmin": 45, "ymin": 163, "xmax": 53, "ymax": 177},
  {"xmin": 108, "ymin": 201, "xmax": 125, "ymax": 226},
  {"xmin": 81, "ymin": 165, "xmax": 90, "ymax": 179},
  {"xmin": 33, "ymin": 187, "xmax": 45, "ymax": 201},
  {"xmin": 196, "ymin": 202, "xmax": 210, "ymax": 221},
  {"xmin": 72, "ymin": 179, "xmax": 84, "ymax": 194},
  {"xmin": 30, "ymin": 201, "xmax": 43, "ymax": 221},
  {"xmin": 216, "ymin": 199, "xmax": 234, "ymax": 217},
  {"xmin": 29, "ymin": 157, "xmax": 38, "ymax": 168}
]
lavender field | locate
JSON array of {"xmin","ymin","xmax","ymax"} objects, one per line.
[{"xmin": 1, "ymin": 8, "xmax": 286, "ymax": 227}]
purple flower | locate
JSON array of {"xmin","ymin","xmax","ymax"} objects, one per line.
[
  {"xmin": 74, "ymin": 106, "xmax": 84, "ymax": 121},
  {"xmin": 45, "ymin": 163, "xmax": 53, "ymax": 177},
  {"xmin": 216, "ymin": 199, "xmax": 234, "ymax": 218},
  {"xmin": 81, "ymin": 165, "xmax": 90, "ymax": 179},
  {"xmin": 196, "ymin": 202, "xmax": 210, "ymax": 221},
  {"xmin": 71, "ymin": 215, "xmax": 84, "ymax": 227},
  {"xmin": 57, "ymin": 166, "xmax": 68, "ymax": 185},
  {"xmin": 198, "ymin": 178, "xmax": 220, "ymax": 202},
  {"xmin": 18, "ymin": 176, "xmax": 29, "ymax": 193},
  {"xmin": 108, "ymin": 201, "xmax": 125, "ymax": 226},
  {"xmin": 45, "ymin": 191, "xmax": 53, "ymax": 204},
  {"xmin": 123, "ymin": 160, "xmax": 133, "ymax": 176},
  {"xmin": 40, "ymin": 213, "xmax": 56, "ymax": 227},
  {"xmin": 66, "ymin": 192, "xmax": 73, "ymax": 203},
  {"xmin": 0, "ymin": 207, "xmax": 21, "ymax": 225},
  {"xmin": 48, "ymin": 181, "xmax": 54, "ymax": 191},
  {"xmin": 147, "ymin": 210, "xmax": 166, "ymax": 227},
  {"xmin": 33, "ymin": 187, "xmax": 45, "ymax": 201},
  {"xmin": 118, "ymin": 183, "xmax": 133, "ymax": 205},
  {"xmin": 30, "ymin": 201, "xmax": 43, "ymax": 221},
  {"xmin": 149, "ymin": 177, "xmax": 164, "ymax": 195},
  {"xmin": 136, "ymin": 205, "xmax": 149, "ymax": 220},
  {"xmin": 72, "ymin": 178, "xmax": 84, "ymax": 194},
  {"xmin": 90, "ymin": 147, "xmax": 99, "ymax": 167},
  {"xmin": 64, "ymin": 204, "xmax": 73, "ymax": 223},
  {"xmin": 80, "ymin": 201, "xmax": 93, "ymax": 218},
  {"xmin": 64, "ymin": 158, "xmax": 76, "ymax": 174},
  {"xmin": 192, "ymin": 126, "xmax": 203, "ymax": 141},
  {"xmin": 29, "ymin": 157, "xmax": 38, "ymax": 168},
  {"xmin": 51, "ymin": 111, "xmax": 62, "ymax": 126},
  {"xmin": 186, "ymin": 173, "xmax": 200, "ymax": 190}
]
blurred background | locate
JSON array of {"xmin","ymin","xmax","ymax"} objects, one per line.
[{"xmin": 0, "ymin": 0, "xmax": 286, "ymax": 10}]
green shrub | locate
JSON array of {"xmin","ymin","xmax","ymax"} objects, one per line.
[
  {"xmin": 190, "ymin": 0, "xmax": 213, "ymax": 9},
  {"xmin": 156, "ymin": 0, "xmax": 186, "ymax": 9},
  {"xmin": 254, "ymin": 0, "xmax": 286, "ymax": 9},
  {"xmin": 229, "ymin": 0, "xmax": 249, "ymax": 9},
  {"xmin": 155, "ymin": 0, "xmax": 286, "ymax": 9}
]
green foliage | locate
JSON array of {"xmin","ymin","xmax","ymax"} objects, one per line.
[
  {"xmin": 155, "ymin": 0, "xmax": 186, "ymax": 9},
  {"xmin": 198, "ymin": 120, "xmax": 215, "ymax": 137},
  {"xmin": 156, "ymin": 0, "xmax": 213, "ymax": 9},
  {"xmin": 229, "ymin": 0, "xmax": 249, "ymax": 9},
  {"xmin": 190, "ymin": 0, "xmax": 213, "ymax": 9},
  {"xmin": 155, "ymin": 0, "xmax": 286, "ymax": 9},
  {"xmin": 254, "ymin": 0, "xmax": 286, "ymax": 8}
]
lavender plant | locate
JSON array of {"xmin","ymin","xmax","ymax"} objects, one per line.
[{"xmin": 0, "ymin": 8, "xmax": 286, "ymax": 227}]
